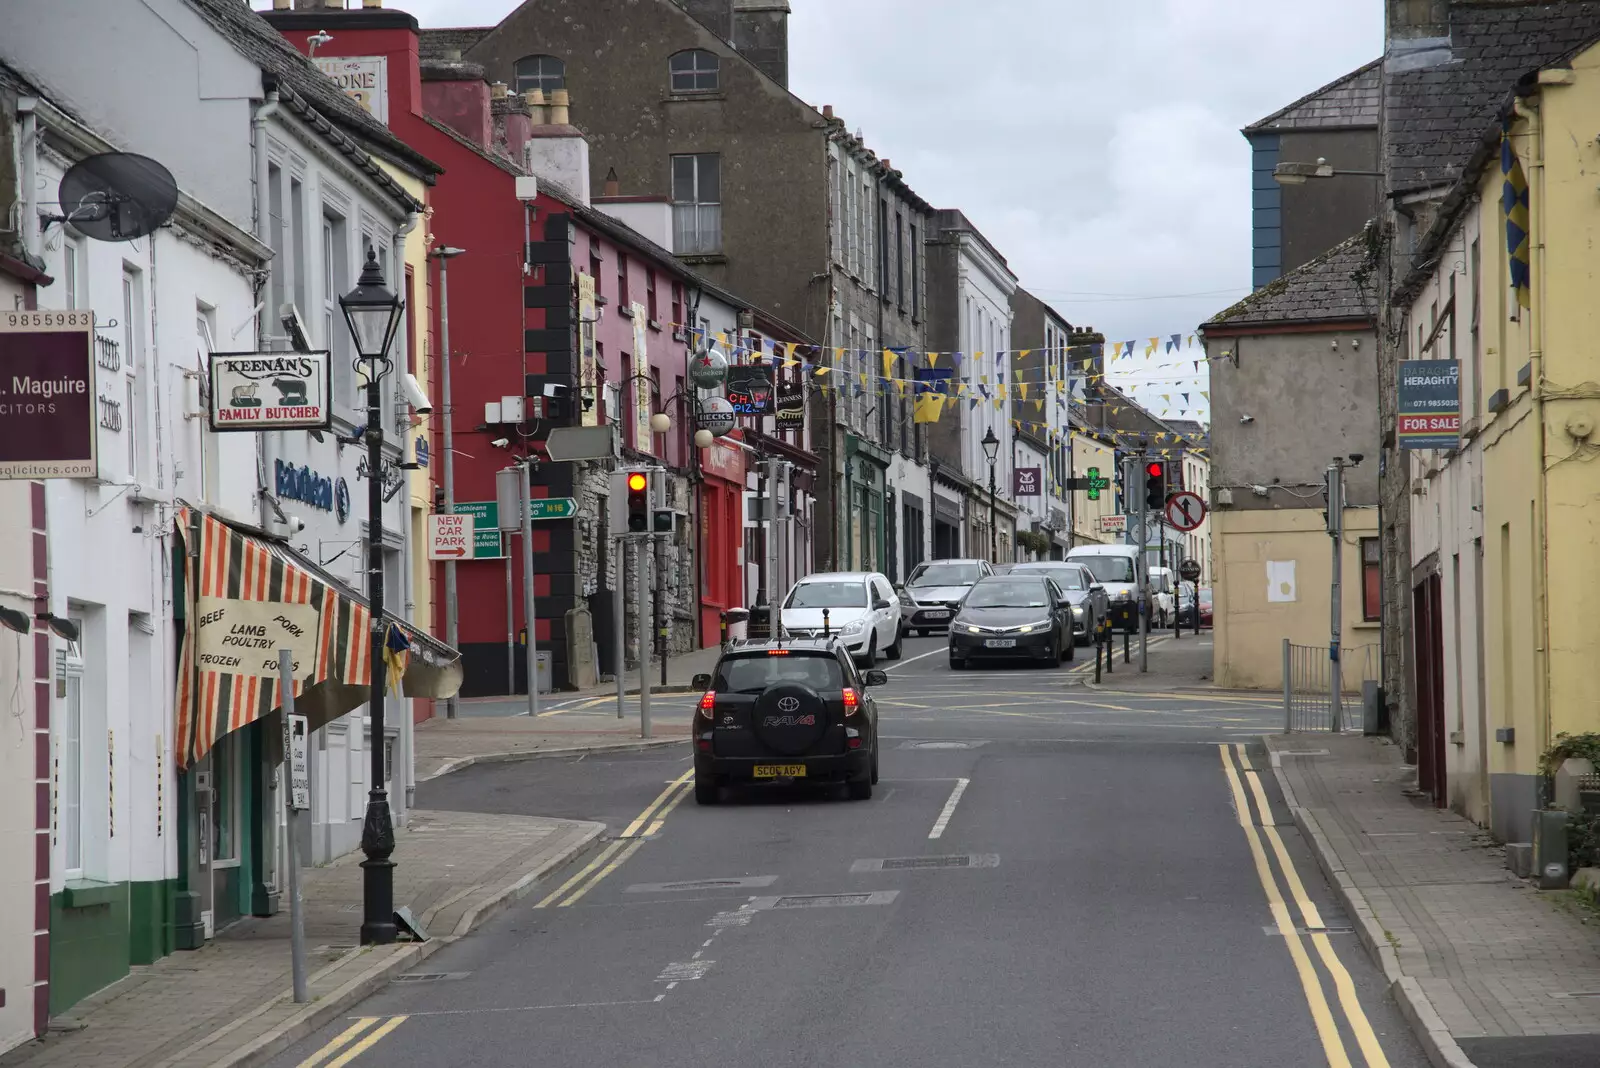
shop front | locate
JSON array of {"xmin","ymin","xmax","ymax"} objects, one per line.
[
  {"xmin": 844, "ymin": 435, "xmax": 889, "ymax": 574},
  {"xmin": 699, "ymin": 437, "xmax": 746, "ymax": 645},
  {"xmin": 170, "ymin": 509, "xmax": 460, "ymax": 944}
]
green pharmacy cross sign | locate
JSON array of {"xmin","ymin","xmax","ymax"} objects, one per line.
[{"xmin": 1085, "ymin": 468, "xmax": 1110, "ymax": 501}]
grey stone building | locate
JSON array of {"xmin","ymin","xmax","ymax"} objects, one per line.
[{"xmin": 427, "ymin": 0, "xmax": 937, "ymax": 580}]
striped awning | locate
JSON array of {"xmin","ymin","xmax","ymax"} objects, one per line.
[{"xmin": 174, "ymin": 506, "xmax": 461, "ymax": 770}]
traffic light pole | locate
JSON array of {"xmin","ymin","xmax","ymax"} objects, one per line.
[
  {"xmin": 522, "ymin": 459, "xmax": 539, "ymax": 719},
  {"xmin": 638, "ymin": 531, "xmax": 652, "ymax": 739},
  {"xmin": 1137, "ymin": 449, "xmax": 1149, "ymax": 674}
]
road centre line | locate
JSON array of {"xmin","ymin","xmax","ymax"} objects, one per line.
[
  {"xmin": 643, "ymin": 781, "xmax": 693, "ymax": 838},
  {"xmin": 928, "ymin": 778, "xmax": 971, "ymax": 839},
  {"xmin": 1218, "ymin": 746, "xmax": 1352, "ymax": 1068},
  {"xmin": 1234, "ymin": 746, "xmax": 1391, "ymax": 1068}
]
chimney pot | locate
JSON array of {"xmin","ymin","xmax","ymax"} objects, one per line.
[
  {"xmin": 524, "ymin": 88, "xmax": 547, "ymax": 124},
  {"xmin": 274, "ymin": 0, "xmax": 290, "ymax": 8},
  {"xmin": 491, "ymin": 81, "xmax": 509, "ymax": 99},
  {"xmin": 549, "ymin": 88, "xmax": 571, "ymax": 126},
  {"xmin": 603, "ymin": 167, "xmax": 620, "ymax": 198},
  {"xmin": 362, "ymin": 0, "xmax": 381, "ymax": 7},
  {"xmin": 822, "ymin": 104, "xmax": 833, "ymax": 119}
]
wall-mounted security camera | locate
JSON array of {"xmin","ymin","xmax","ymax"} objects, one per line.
[
  {"xmin": 279, "ymin": 303, "xmax": 313, "ymax": 353},
  {"xmin": 491, "ymin": 437, "xmax": 511, "ymax": 449},
  {"xmin": 542, "ymin": 382, "xmax": 569, "ymax": 399},
  {"xmin": 1348, "ymin": 452, "xmax": 1365, "ymax": 465},
  {"xmin": 401, "ymin": 373, "xmax": 433, "ymax": 414},
  {"xmin": 1239, "ymin": 413, "xmax": 1255, "ymax": 424},
  {"xmin": 285, "ymin": 514, "xmax": 306, "ymax": 534}
]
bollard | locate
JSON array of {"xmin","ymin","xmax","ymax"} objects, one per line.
[
  {"xmin": 1103, "ymin": 622, "xmax": 1112, "ymax": 674},
  {"xmin": 1094, "ymin": 631, "xmax": 1103, "ymax": 684},
  {"xmin": 1123, "ymin": 626, "xmax": 1130, "ymax": 664}
]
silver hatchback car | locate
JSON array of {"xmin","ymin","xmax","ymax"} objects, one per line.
[{"xmin": 897, "ymin": 559, "xmax": 993, "ymax": 636}]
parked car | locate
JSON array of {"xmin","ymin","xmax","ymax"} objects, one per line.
[
  {"xmin": 1065, "ymin": 544, "xmax": 1146, "ymax": 632},
  {"xmin": 779, "ymin": 572, "xmax": 902, "ymax": 665},
  {"xmin": 690, "ymin": 637, "xmax": 884, "ymax": 803},
  {"xmin": 1198, "ymin": 587, "xmax": 1214, "ymax": 628},
  {"xmin": 948, "ymin": 574, "xmax": 1074, "ymax": 670},
  {"xmin": 898, "ymin": 558, "xmax": 993, "ymax": 636},
  {"xmin": 1147, "ymin": 567, "xmax": 1176, "ymax": 628},
  {"xmin": 1009, "ymin": 561, "xmax": 1109, "ymax": 644}
]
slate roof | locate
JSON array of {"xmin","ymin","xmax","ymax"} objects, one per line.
[
  {"xmin": 1245, "ymin": 59, "xmax": 1381, "ymax": 133},
  {"xmin": 1203, "ymin": 228, "xmax": 1375, "ymax": 330},
  {"xmin": 418, "ymin": 27, "xmax": 494, "ymax": 60},
  {"xmin": 1164, "ymin": 419, "xmax": 1209, "ymax": 445},
  {"xmin": 1386, "ymin": 1, "xmax": 1600, "ymax": 193},
  {"xmin": 188, "ymin": 0, "xmax": 440, "ymax": 180}
]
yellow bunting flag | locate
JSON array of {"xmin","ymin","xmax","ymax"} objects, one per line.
[
  {"xmin": 993, "ymin": 396, "xmax": 1004, "ymax": 411},
  {"xmin": 928, "ymin": 352, "xmax": 940, "ymax": 367},
  {"xmin": 913, "ymin": 393, "xmax": 944, "ymax": 423},
  {"xmin": 1146, "ymin": 338, "xmax": 1159, "ymax": 357},
  {"xmin": 1018, "ymin": 383, "xmax": 1029, "ymax": 401},
  {"xmin": 882, "ymin": 349, "xmax": 896, "ymax": 380}
]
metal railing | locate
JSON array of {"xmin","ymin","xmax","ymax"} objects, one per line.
[{"xmin": 1283, "ymin": 639, "xmax": 1378, "ymax": 733}]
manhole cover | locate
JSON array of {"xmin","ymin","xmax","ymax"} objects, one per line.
[
  {"xmin": 852, "ymin": 854, "xmax": 1000, "ymax": 872},
  {"xmin": 906, "ymin": 741, "xmax": 974, "ymax": 750}
]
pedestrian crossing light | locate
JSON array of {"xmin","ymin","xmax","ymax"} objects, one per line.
[
  {"xmin": 1144, "ymin": 460, "xmax": 1167, "ymax": 511},
  {"xmin": 626, "ymin": 470, "xmax": 650, "ymax": 532}
]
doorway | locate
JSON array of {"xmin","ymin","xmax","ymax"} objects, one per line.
[{"xmin": 1413, "ymin": 574, "xmax": 1447, "ymax": 807}]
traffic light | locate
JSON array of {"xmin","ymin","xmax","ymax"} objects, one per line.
[
  {"xmin": 625, "ymin": 470, "xmax": 650, "ymax": 532},
  {"xmin": 1143, "ymin": 460, "xmax": 1167, "ymax": 510}
]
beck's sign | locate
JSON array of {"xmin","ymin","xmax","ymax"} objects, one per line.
[
  {"xmin": 1397, "ymin": 360, "xmax": 1460, "ymax": 450},
  {"xmin": 0, "ymin": 310, "xmax": 98, "ymax": 479},
  {"xmin": 209, "ymin": 351, "xmax": 332, "ymax": 432}
]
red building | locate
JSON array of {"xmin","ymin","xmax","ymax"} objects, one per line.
[{"xmin": 267, "ymin": 1, "xmax": 813, "ymax": 695}]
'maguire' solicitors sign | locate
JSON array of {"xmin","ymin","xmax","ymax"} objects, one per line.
[{"xmin": 0, "ymin": 309, "xmax": 98, "ymax": 480}]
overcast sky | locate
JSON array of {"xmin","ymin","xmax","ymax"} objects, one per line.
[{"xmin": 314, "ymin": 0, "xmax": 1380, "ymax": 422}]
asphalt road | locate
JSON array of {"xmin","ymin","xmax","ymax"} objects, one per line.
[{"xmin": 269, "ymin": 634, "xmax": 1432, "ymax": 1068}]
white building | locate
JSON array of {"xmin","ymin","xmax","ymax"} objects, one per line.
[{"xmin": 2, "ymin": 0, "xmax": 451, "ymax": 1018}]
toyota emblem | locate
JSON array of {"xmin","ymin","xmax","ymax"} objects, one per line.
[{"xmin": 777, "ymin": 696, "xmax": 801, "ymax": 712}]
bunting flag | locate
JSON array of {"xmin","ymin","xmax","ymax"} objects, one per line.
[
  {"xmin": 1145, "ymin": 338, "xmax": 1159, "ymax": 357},
  {"xmin": 913, "ymin": 392, "xmax": 945, "ymax": 423},
  {"xmin": 928, "ymin": 351, "xmax": 940, "ymax": 367},
  {"xmin": 1501, "ymin": 118, "xmax": 1531, "ymax": 309},
  {"xmin": 384, "ymin": 622, "xmax": 412, "ymax": 694},
  {"xmin": 1018, "ymin": 383, "xmax": 1029, "ymax": 400},
  {"xmin": 882, "ymin": 349, "xmax": 896, "ymax": 379}
]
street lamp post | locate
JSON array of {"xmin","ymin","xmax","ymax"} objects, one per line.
[
  {"xmin": 430, "ymin": 245, "xmax": 465, "ymax": 719},
  {"xmin": 340, "ymin": 249, "xmax": 406, "ymax": 947},
  {"xmin": 1272, "ymin": 158, "xmax": 1384, "ymax": 185},
  {"xmin": 981, "ymin": 426, "xmax": 1000, "ymax": 564}
]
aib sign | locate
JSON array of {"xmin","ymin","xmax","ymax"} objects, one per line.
[{"xmin": 1013, "ymin": 466, "xmax": 1042, "ymax": 497}]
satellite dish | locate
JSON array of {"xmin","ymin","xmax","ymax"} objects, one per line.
[{"xmin": 56, "ymin": 153, "xmax": 179, "ymax": 242}]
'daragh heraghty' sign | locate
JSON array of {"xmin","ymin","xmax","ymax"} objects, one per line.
[{"xmin": 209, "ymin": 350, "xmax": 332, "ymax": 432}]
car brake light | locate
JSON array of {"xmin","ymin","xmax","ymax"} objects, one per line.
[
  {"xmin": 698, "ymin": 691, "xmax": 715, "ymax": 719},
  {"xmin": 766, "ymin": 649, "xmax": 790, "ymax": 656},
  {"xmin": 848, "ymin": 737, "xmax": 863, "ymax": 749},
  {"xmin": 841, "ymin": 688, "xmax": 859, "ymax": 714}
]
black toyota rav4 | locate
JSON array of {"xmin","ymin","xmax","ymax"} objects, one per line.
[{"xmin": 691, "ymin": 637, "xmax": 886, "ymax": 805}]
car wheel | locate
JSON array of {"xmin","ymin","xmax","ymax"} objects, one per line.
[
  {"xmin": 1063, "ymin": 632, "xmax": 1074, "ymax": 661},
  {"xmin": 885, "ymin": 627, "xmax": 903, "ymax": 660},
  {"xmin": 948, "ymin": 653, "xmax": 965, "ymax": 671},
  {"xmin": 694, "ymin": 777, "xmax": 719, "ymax": 805},
  {"xmin": 859, "ymin": 634, "xmax": 877, "ymax": 667},
  {"xmin": 847, "ymin": 775, "xmax": 873, "ymax": 800}
]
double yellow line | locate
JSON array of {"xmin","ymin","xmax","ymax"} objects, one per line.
[
  {"xmin": 533, "ymin": 768, "xmax": 695, "ymax": 909},
  {"xmin": 1219, "ymin": 744, "xmax": 1389, "ymax": 1068},
  {"xmin": 295, "ymin": 1016, "xmax": 407, "ymax": 1068}
]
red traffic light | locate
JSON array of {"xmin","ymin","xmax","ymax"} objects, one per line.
[{"xmin": 1145, "ymin": 461, "xmax": 1164, "ymax": 477}]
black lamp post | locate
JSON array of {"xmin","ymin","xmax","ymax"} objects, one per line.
[
  {"xmin": 981, "ymin": 425, "xmax": 1000, "ymax": 563},
  {"xmin": 339, "ymin": 248, "xmax": 405, "ymax": 946}
]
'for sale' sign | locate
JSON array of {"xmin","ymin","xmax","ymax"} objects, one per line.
[
  {"xmin": 1397, "ymin": 360, "xmax": 1459, "ymax": 450},
  {"xmin": 428, "ymin": 513, "xmax": 472, "ymax": 560}
]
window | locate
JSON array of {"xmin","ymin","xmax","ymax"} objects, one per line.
[
  {"xmin": 323, "ymin": 211, "xmax": 351, "ymax": 406},
  {"xmin": 618, "ymin": 253, "xmax": 630, "ymax": 309},
  {"xmin": 211, "ymin": 733, "xmax": 240, "ymax": 866},
  {"xmin": 513, "ymin": 54, "xmax": 565, "ymax": 95},
  {"xmin": 122, "ymin": 267, "xmax": 144, "ymax": 476},
  {"xmin": 878, "ymin": 198, "xmax": 889, "ymax": 299},
  {"xmin": 62, "ymin": 239, "xmax": 83, "ymax": 309},
  {"xmin": 845, "ymin": 166, "xmax": 858, "ymax": 275},
  {"xmin": 267, "ymin": 164, "xmax": 285, "ymax": 322},
  {"xmin": 895, "ymin": 211, "xmax": 905, "ymax": 312},
  {"xmin": 647, "ymin": 270, "xmax": 658, "ymax": 322},
  {"xmin": 669, "ymin": 49, "xmax": 719, "ymax": 93},
  {"xmin": 59, "ymin": 642, "xmax": 84, "ymax": 875},
  {"xmin": 671, "ymin": 283, "xmax": 682, "ymax": 330},
  {"xmin": 909, "ymin": 221, "xmax": 920, "ymax": 321},
  {"xmin": 1361, "ymin": 537, "xmax": 1381, "ymax": 621},
  {"xmin": 860, "ymin": 178, "xmax": 873, "ymax": 288},
  {"xmin": 290, "ymin": 177, "xmax": 308, "ymax": 315},
  {"xmin": 404, "ymin": 265, "xmax": 416, "ymax": 375},
  {"xmin": 590, "ymin": 241, "xmax": 602, "ymax": 298},
  {"xmin": 671, "ymin": 153, "xmax": 721, "ymax": 254},
  {"xmin": 828, "ymin": 155, "xmax": 842, "ymax": 265}
]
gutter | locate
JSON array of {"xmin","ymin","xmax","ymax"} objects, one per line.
[
  {"xmin": 17, "ymin": 96, "xmax": 40, "ymax": 259},
  {"xmin": 1523, "ymin": 97, "xmax": 1554, "ymax": 801}
]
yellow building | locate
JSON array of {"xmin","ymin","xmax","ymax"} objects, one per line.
[
  {"xmin": 1200, "ymin": 234, "xmax": 1380, "ymax": 692},
  {"xmin": 1402, "ymin": 43, "xmax": 1600, "ymax": 844}
]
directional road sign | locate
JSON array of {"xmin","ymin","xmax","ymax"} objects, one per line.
[
  {"xmin": 527, "ymin": 497, "xmax": 577, "ymax": 521},
  {"xmin": 450, "ymin": 502, "xmax": 508, "ymax": 560},
  {"xmin": 1165, "ymin": 491, "xmax": 1208, "ymax": 533},
  {"xmin": 543, "ymin": 424, "xmax": 617, "ymax": 462},
  {"xmin": 427, "ymin": 513, "xmax": 472, "ymax": 560}
]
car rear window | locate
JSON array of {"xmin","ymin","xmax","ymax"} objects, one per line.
[{"xmin": 714, "ymin": 653, "xmax": 845, "ymax": 694}]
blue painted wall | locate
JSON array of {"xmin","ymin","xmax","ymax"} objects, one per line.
[{"xmin": 1250, "ymin": 133, "xmax": 1282, "ymax": 289}]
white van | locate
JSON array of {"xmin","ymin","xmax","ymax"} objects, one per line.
[
  {"xmin": 1065, "ymin": 544, "xmax": 1146, "ymax": 633},
  {"xmin": 1147, "ymin": 567, "xmax": 1176, "ymax": 627}
]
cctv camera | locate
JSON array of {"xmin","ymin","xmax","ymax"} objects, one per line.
[
  {"xmin": 1348, "ymin": 452, "xmax": 1365, "ymax": 465},
  {"xmin": 285, "ymin": 514, "xmax": 306, "ymax": 534},
  {"xmin": 491, "ymin": 437, "xmax": 510, "ymax": 449},
  {"xmin": 401, "ymin": 373, "xmax": 433, "ymax": 414},
  {"xmin": 542, "ymin": 382, "xmax": 569, "ymax": 399},
  {"xmin": 279, "ymin": 304, "xmax": 312, "ymax": 353},
  {"xmin": 1239, "ymin": 414, "xmax": 1255, "ymax": 424}
]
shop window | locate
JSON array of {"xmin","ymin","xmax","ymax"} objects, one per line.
[
  {"xmin": 211, "ymin": 733, "xmax": 240, "ymax": 867},
  {"xmin": 1362, "ymin": 537, "xmax": 1382, "ymax": 622}
]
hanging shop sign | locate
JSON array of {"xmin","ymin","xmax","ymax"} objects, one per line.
[
  {"xmin": 725, "ymin": 362, "xmax": 774, "ymax": 415},
  {"xmin": 209, "ymin": 351, "xmax": 332, "ymax": 432},
  {"xmin": 696, "ymin": 395, "xmax": 737, "ymax": 437},
  {"xmin": 689, "ymin": 346, "xmax": 729, "ymax": 388},
  {"xmin": 1397, "ymin": 360, "xmax": 1460, "ymax": 450},
  {"xmin": 775, "ymin": 380, "xmax": 805, "ymax": 429},
  {"xmin": 0, "ymin": 309, "xmax": 98, "ymax": 479},
  {"xmin": 275, "ymin": 460, "xmax": 335, "ymax": 512},
  {"xmin": 1013, "ymin": 467, "xmax": 1042, "ymax": 496}
]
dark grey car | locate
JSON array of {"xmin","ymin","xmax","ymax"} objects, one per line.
[
  {"xmin": 1009, "ymin": 562, "xmax": 1109, "ymax": 644},
  {"xmin": 947, "ymin": 575, "xmax": 1074, "ymax": 669}
]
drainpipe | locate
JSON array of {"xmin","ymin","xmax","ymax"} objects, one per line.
[
  {"xmin": 392, "ymin": 218, "xmax": 419, "ymax": 819},
  {"xmin": 252, "ymin": 89, "xmax": 281, "ymax": 531},
  {"xmin": 17, "ymin": 97, "xmax": 40, "ymax": 259},
  {"xmin": 1523, "ymin": 96, "xmax": 1553, "ymax": 810}
]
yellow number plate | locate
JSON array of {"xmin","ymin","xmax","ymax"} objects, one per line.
[{"xmin": 753, "ymin": 764, "xmax": 807, "ymax": 778}]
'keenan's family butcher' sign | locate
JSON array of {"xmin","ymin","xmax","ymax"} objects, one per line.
[{"xmin": 208, "ymin": 351, "xmax": 332, "ymax": 432}]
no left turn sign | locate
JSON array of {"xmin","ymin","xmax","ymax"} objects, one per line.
[{"xmin": 1165, "ymin": 491, "xmax": 1207, "ymax": 532}]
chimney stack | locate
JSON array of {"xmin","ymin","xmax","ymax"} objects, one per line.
[
  {"xmin": 419, "ymin": 54, "xmax": 493, "ymax": 149},
  {"xmin": 822, "ymin": 104, "xmax": 833, "ymax": 120},
  {"xmin": 491, "ymin": 87, "xmax": 533, "ymax": 167},
  {"xmin": 524, "ymin": 90, "xmax": 590, "ymax": 206},
  {"xmin": 1386, "ymin": 0, "xmax": 1451, "ymax": 70},
  {"xmin": 733, "ymin": 0, "xmax": 791, "ymax": 88}
]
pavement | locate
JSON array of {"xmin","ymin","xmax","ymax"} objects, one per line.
[
  {"xmin": 1269, "ymin": 732, "xmax": 1600, "ymax": 1068},
  {"xmin": 261, "ymin": 632, "xmax": 1438, "ymax": 1068}
]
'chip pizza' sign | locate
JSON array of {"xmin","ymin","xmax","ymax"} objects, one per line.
[{"xmin": 209, "ymin": 351, "xmax": 332, "ymax": 432}]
